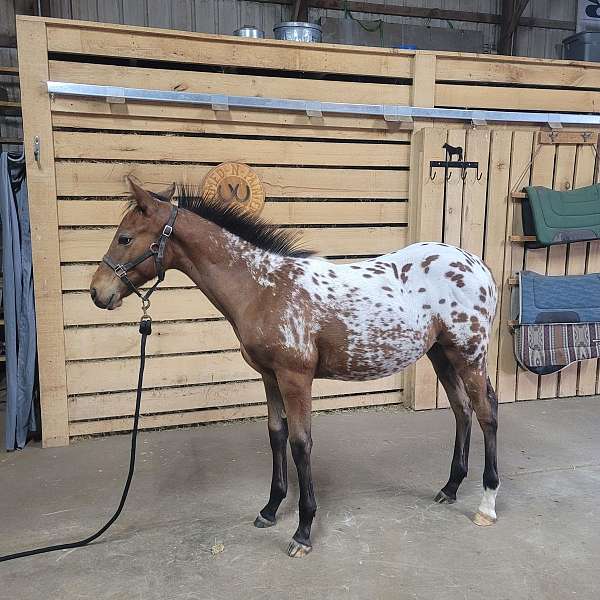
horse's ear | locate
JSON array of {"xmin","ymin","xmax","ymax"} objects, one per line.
[
  {"xmin": 150, "ymin": 182, "xmax": 176, "ymax": 203},
  {"xmin": 127, "ymin": 177, "xmax": 158, "ymax": 215}
]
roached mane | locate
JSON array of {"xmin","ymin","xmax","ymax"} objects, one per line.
[{"xmin": 172, "ymin": 184, "xmax": 315, "ymax": 258}]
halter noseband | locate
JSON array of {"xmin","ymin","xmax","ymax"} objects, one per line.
[{"xmin": 102, "ymin": 205, "xmax": 179, "ymax": 305}]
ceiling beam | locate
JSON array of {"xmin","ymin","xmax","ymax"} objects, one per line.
[{"xmin": 249, "ymin": 0, "xmax": 573, "ymax": 31}]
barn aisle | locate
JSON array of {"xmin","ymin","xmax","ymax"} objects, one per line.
[{"xmin": 2, "ymin": 397, "xmax": 599, "ymax": 600}]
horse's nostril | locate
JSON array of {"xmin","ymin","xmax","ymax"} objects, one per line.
[{"xmin": 90, "ymin": 287, "xmax": 97, "ymax": 300}]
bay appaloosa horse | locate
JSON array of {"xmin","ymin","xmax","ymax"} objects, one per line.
[{"xmin": 91, "ymin": 180, "xmax": 500, "ymax": 557}]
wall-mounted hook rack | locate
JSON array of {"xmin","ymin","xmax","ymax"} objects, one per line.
[
  {"xmin": 429, "ymin": 143, "xmax": 480, "ymax": 182},
  {"xmin": 429, "ymin": 160, "xmax": 480, "ymax": 181}
]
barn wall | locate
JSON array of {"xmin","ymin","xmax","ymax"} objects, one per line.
[
  {"xmin": 37, "ymin": 1, "xmax": 578, "ymax": 59},
  {"xmin": 16, "ymin": 16, "xmax": 600, "ymax": 446},
  {"xmin": 0, "ymin": 0, "xmax": 584, "ymax": 152}
]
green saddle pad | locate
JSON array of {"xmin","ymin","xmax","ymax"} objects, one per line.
[{"xmin": 523, "ymin": 184, "xmax": 600, "ymax": 248}]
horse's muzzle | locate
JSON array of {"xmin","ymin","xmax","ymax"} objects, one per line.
[{"xmin": 90, "ymin": 288, "xmax": 122, "ymax": 310}]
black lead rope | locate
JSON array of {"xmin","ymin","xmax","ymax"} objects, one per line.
[{"xmin": 0, "ymin": 316, "xmax": 152, "ymax": 563}]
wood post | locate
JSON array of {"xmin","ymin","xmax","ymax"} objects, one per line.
[
  {"xmin": 405, "ymin": 128, "xmax": 447, "ymax": 410},
  {"xmin": 16, "ymin": 16, "xmax": 70, "ymax": 447},
  {"xmin": 411, "ymin": 54, "xmax": 436, "ymax": 109}
]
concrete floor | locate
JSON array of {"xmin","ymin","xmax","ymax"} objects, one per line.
[{"xmin": 1, "ymin": 397, "xmax": 599, "ymax": 600}]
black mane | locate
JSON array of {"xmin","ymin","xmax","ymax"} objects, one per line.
[{"xmin": 173, "ymin": 185, "xmax": 315, "ymax": 258}]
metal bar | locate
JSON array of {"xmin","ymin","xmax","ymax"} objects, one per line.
[
  {"xmin": 47, "ymin": 81, "xmax": 600, "ymax": 127},
  {"xmin": 430, "ymin": 161, "xmax": 479, "ymax": 168}
]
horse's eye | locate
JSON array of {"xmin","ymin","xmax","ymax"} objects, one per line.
[{"xmin": 118, "ymin": 234, "xmax": 133, "ymax": 246}]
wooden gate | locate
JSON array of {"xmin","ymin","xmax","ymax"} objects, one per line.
[{"xmin": 408, "ymin": 127, "xmax": 600, "ymax": 409}]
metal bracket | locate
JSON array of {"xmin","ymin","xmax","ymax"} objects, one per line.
[
  {"xmin": 305, "ymin": 101, "xmax": 323, "ymax": 118},
  {"xmin": 210, "ymin": 94, "xmax": 229, "ymax": 111},
  {"xmin": 33, "ymin": 136, "xmax": 40, "ymax": 164},
  {"xmin": 387, "ymin": 106, "xmax": 413, "ymax": 124},
  {"xmin": 548, "ymin": 114, "xmax": 563, "ymax": 130},
  {"xmin": 471, "ymin": 111, "xmax": 487, "ymax": 127},
  {"xmin": 106, "ymin": 88, "xmax": 126, "ymax": 104}
]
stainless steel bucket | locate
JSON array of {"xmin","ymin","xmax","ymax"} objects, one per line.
[
  {"xmin": 273, "ymin": 22, "xmax": 322, "ymax": 43},
  {"xmin": 233, "ymin": 26, "xmax": 265, "ymax": 39}
]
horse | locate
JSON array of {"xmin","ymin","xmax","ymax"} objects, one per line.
[{"xmin": 90, "ymin": 179, "xmax": 500, "ymax": 558}]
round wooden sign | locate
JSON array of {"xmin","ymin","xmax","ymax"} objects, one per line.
[{"xmin": 201, "ymin": 162, "xmax": 265, "ymax": 215}]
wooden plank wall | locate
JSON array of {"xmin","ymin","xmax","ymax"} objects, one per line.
[
  {"xmin": 410, "ymin": 127, "xmax": 600, "ymax": 410},
  {"xmin": 19, "ymin": 17, "xmax": 415, "ymax": 443},
  {"xmin": 17, "ymin": 16, "xmax": 600, "ymax": 444}
]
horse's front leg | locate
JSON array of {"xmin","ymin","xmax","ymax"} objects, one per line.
[
  {"xmin": 276, "ymin": 369, "xmax": 316, "ymax": 558},
  {"xmin": 254, "ymin": 374, "xmax": 288, "ymax": 528}
]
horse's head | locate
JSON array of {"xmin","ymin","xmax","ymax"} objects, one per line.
[{"xmin": 90, "ymin": 179, "xmax": 176, "ymax": 310}]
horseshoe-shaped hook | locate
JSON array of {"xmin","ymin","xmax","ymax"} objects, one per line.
[
  {"xmin": 461, "ymin": 167, "xmax": 468, "ymax": 181},
  {"xmin": 476, "ymin": 167, "xmax": 484, "ymax": 181},
  {"xmin": 446, "ymin": 170, "xmax": 452, "ymax": 181},
  {"xmin": 429, "ymin": 164, "xmax": 436, "ymax": 181}
]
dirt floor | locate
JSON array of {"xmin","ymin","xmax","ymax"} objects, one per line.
[{"xmin": 1, "ymin": 396, "xmax": 599, "ymax": 600}]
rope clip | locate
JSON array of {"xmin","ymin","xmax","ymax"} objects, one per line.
[{"xmin": 139, "ymin": 299, "xmax": 152, "ymax": 335}]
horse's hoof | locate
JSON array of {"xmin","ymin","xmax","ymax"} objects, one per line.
[
  {"xmin": 434, "ymin": 490, "xmax": 456, "ymax": 504},
  {"xmin": 254, "ymin": 513, "xmax": 276, "ymax": 528},
  {"xmin": 472, "ymin": 511, "xmax": 497, "ymax": 527},
  {"xmin": 287, "ymin": 539, "xmax": 312, "ymax": 558}
]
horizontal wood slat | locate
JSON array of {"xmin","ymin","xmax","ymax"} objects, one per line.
[
  {"xmin": 54, "ymin": 163, "xmax": 409, "ymax": 199},
  {"xmin": 61, "ymin": 264, "xmax": 194, "ymax": 291},
  {"xmin": 57, "ymin": 200, "xmax": 409, "ymax": 227},
  {"xmin": 64, "ymin": 320, "xmax": 238, "ymax": 360},
  {"xmin": 51, "ymin": 108, "xmax": 410, "ymax": 140},
  {"xmin": 49, "ymin": 60, "xmax": 412, "ymax": 107},
  {"xmin": 68, "ymin": 391, "xmax": 403, "ymax": 436},
  {"xmin": 436, "ymin": 84, "xmax": 600, "ymax": 113},
  {"xmin": 58, "ymin": 227, "xmax": 408, "ymax": 262},
  {"xmin": 66, "ymin": 351, "xmax": 258, "ymax": 394},
  {"xmin": 68, "ymin": 375, "xmax": 403, "ymax": 420},
  {"xmin": 53, "ymin": 132, "xmax": 410, "ymax": 167},
  {"xmin": 52, "ymin": 108, "xmax": 410, "ymax": 141},
  {"xmin": 45, "ymin": 21, "xmax": 414, "ymax": 78},
  {"xmin": 63, "ymin": 288, "xmax": 219, "ymax": 325},
  {"xmin": 436, "ymin": 56, "xmax": 600, "ymax": 88}
]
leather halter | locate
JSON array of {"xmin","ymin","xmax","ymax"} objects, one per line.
[{"xmin": 102, "ymin": 205, "xmax": 179, "ymax": 303}]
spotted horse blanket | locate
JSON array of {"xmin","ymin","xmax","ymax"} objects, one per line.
[
  {"xmin": 522, "ymin": 184, "xmax": 600, "ymax": 248},
  {"xmin": 511, "ymin": 270, "xmax": 600, "ymax": 375}
]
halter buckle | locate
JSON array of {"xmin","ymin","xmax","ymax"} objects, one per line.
[
  {"xmin": 114, "ymin": 264, "xmax": 127, "ymax": 278},
  {"xmin": 141, "ymin": 297, "xmax": 151, "ymax": 315},
  {"xmin": 162, "ymin": 224, "xmax": 173, "ymax": 237}
]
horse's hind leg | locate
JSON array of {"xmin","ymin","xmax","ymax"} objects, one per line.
[
  {"xmin": 254, "ymin": 374, "xmax": 288, "ymax": 528},
  {"xmin": 427, "ymin": 343, "xmax": 473, "ymax": 504},
  {"xmin": 468, "ymin": 374, "xmax": 500, "ymax": 526}
]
